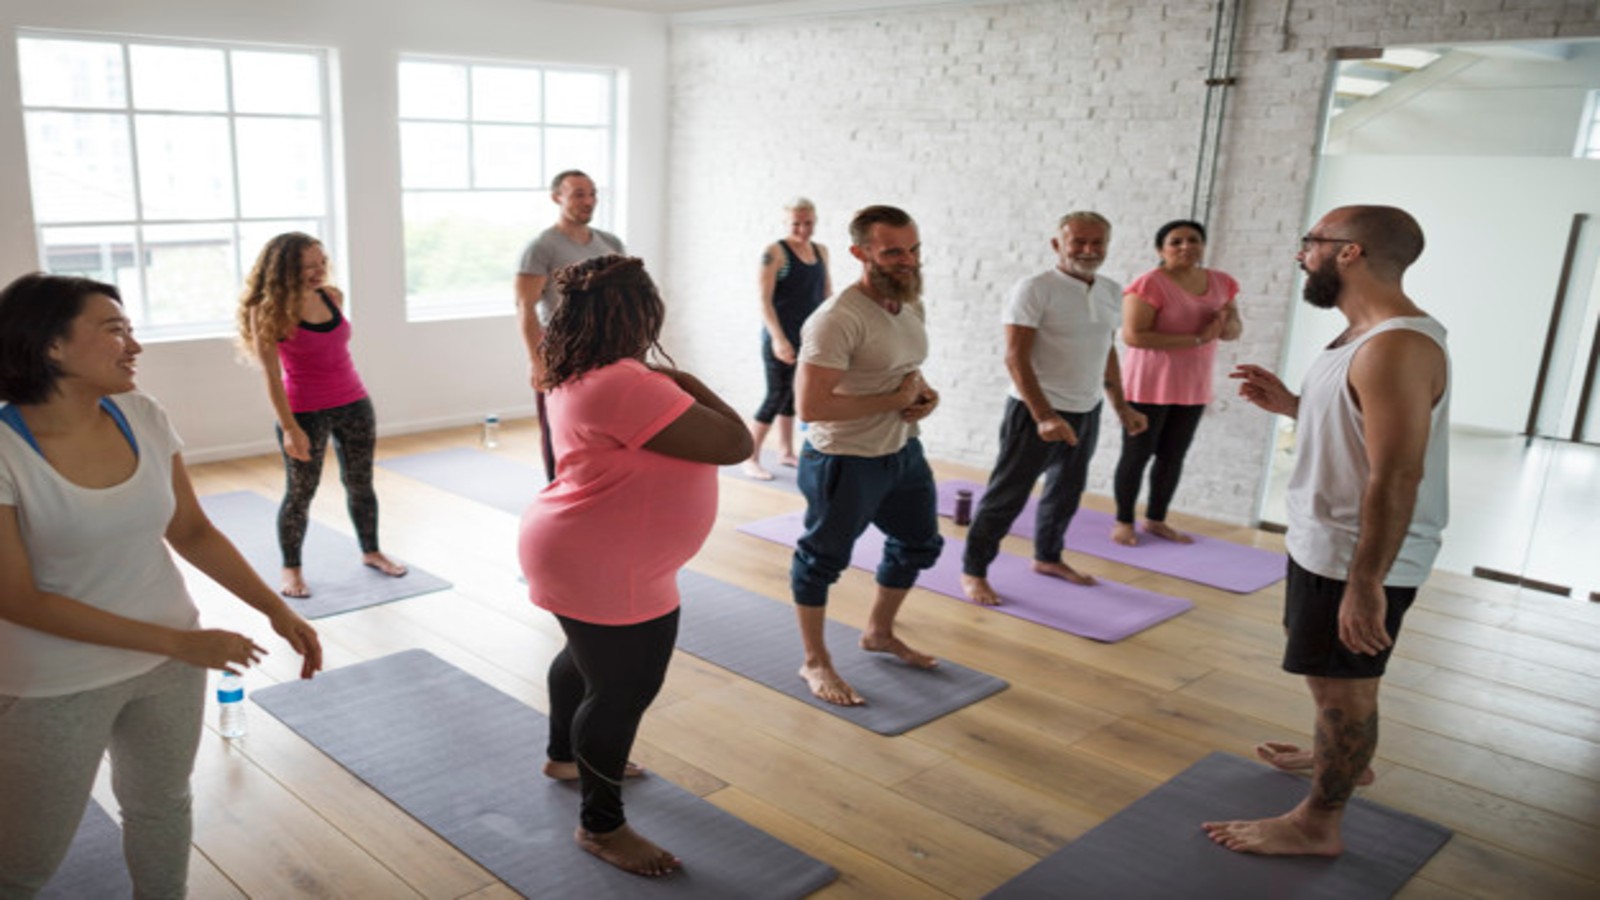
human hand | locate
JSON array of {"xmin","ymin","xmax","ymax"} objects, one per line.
[
  {"xmin": 1337, "ymin": 584, "xmax": 1392, "ymax": 656},
  {"xmin": 528, "ymin": 359, "xmax": 545, "ymax": 392},
  {"xmin": 902, "ymin": 385, "xmax": 939, "ymax": 422},
  {"xmin": 271, "ymin": 609, "xmax": 323, "ymax": 679},
  {"xmin": 773, "ymin": 337, "xmax": 797, "ymax": 365},
  {"xmin": 174, "ymin": 629, "xmax": 266, "ymax": 673},
  {"xmin": 1198, "ymin": 312, "xmax": 1227, "ymax": 344},
  {"xmin": 1036, "ymin": 415, "xmax": 1078, "ymax": 445},
  {"xmin": 282, "ymin": 426, "xmax": 311, "ymax": 462},
  {"xmin": 1230, "ymin": 364, "xmax": 1298, "ymax": 417},
  {"xmin": 1118, "ymin": 406, "xmax": 1149, "ymax": 436},
  {"xmin": 892, "ymin": 370, "xmax": 925, "ymax": 408}
]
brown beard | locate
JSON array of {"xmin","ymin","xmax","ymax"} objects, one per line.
[
  {"xmin": 867, "ymin": 263, "xmax": 922, "ymax": 305},
  {"xmin": 1302, "ymin": 257, "xmax": 1341, "ymax": 309}
]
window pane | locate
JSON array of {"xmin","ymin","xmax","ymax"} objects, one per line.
[
  {"xmin": 400, "ymin": 122, "xmax": 469, "ymax": 189},
  {"xmin": 23, "ymin": 112, "xmax": 136, "ymax": 223},
  {"xmin": 404, "ymin": 190, "xmax": 539, "ymax": 318},
  {"xmin": 544, "ymin": 127, "xmax": 608, "ymax": 186},
  {"xmin": 232, "ymin": 51, "xmax": 320, "ymax": 115},
  {"xmin": 545, "ymin": 71, "xmax": 609, "ymax": 125},
  {"xmin": 129, "ymin": 45, "xmax": 227, "ymax": 112},
  {"xmin": 135, "ymin": 114, "xmax": 235, "ymax": 220},
  {"xmin": 39, "ymin": 225, "xmax": 138, "ymax": 290},
  {"xmin": 18, "ymin": 38, "xmax": 126, "ymax": 109},
  {"xmin": 141, "ymin": 223, "xmax": 237, "ymax": 328},
  {"xmin": 399, "ymin": 61, "xmax": 466, "ymax": 119},
  {"xmin": 473, "ymin": 125, "xmax": 540, "ymax": 188},
  {"xmin": 472, "ymin": 66, "xmax": 540, "ymax": 123},
  {"xmin": 236, "ymin": 118, "xmax": 326, "ymax": 217}
]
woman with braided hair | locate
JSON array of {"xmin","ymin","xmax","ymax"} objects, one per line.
[{"xmin": 519, "ymin": 255, "xmax": 750, "ymax": 877}]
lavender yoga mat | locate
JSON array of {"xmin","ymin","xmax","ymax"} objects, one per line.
[
  {"xmin": 937, "ymin": 480, "xmax": 1285, "ymax": 594},
  {"xmin": 738, "ymin": 512, "xmax": 1191, "ymax": 642}
]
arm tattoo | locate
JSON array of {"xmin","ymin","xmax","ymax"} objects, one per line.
[{"xmin": 762, "ymin": 250, "xmax": 775, "ymax": 266}]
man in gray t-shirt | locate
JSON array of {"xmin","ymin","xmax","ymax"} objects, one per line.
[{"xmin": 514, "ymin": 169, "xmax": 625, "ymax": 387}]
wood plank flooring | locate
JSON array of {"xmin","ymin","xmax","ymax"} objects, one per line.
[{"xmin": 153, "ymin": 419, "xmax": 1600, "ymax": 899}]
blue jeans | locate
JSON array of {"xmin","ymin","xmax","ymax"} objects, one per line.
[{"xmin": 790, "ymin": 438, "xmax": 944, "ymax": 607}]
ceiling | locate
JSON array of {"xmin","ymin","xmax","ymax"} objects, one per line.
[{"xmin": 543, "ymin": 0, "xmax": 807, "ymax": 13}]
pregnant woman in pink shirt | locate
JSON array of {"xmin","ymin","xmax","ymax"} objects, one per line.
[
  {"xmin": 1112, "ymin": 219, "xmax": 1243, "ymax": 546},
  {"xmin": 519, "ymin": 255, "xmax": 750, "ymax": 877}
]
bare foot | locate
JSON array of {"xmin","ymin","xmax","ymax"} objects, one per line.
[
  {"xmin": 363, "ymin": 552, "xmax": 408, "ymax": 577},
  {"xmin": 575, "ymin": 823, "xmax": 681, "ymax": 877},
  {"xmin": 544, "ymin": 760, "xmax": 645, "ymax": 781},
  {"xmin": 1143, "ymin": 520, "xmax": 1194, "ymax": 544},
  {"xmin": 860, "ymin": 633, "xmax": 938, "ymax": 669},
  {"xmin": 800, "ymin": 663, "xmax": 864, "ymax": 706},
  {"xmin": 1256, "ymin": 741, "xmax": 1375, "ymax": 785},
  {"xmin": 280, "ymin": 568, "xmax": 311, "ymax": 599},
  {"xmin": 778, "ymin": 453, "xmax": 799, "ymax": 468},
  {"xmin": 740, "ymin": 460, "xmax": 775, "ymax": 481},
  {"xmin": 1202, "ymin": 811, "xmax": 1344, "ymax": 857},
  {"xmin": 1032, "ymin": 559, "xmax": 1096, "ymax": 586},
  {"xmin": 960, "ymin": 574, "xmax": 1002, "ymax": 606},
  {"xmin": 1110, "ymin": 522, "xmax": 1139, "ymax": 547}
]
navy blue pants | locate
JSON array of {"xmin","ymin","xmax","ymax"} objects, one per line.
[{"xmin": 790, "ymin": 439, "xmax": 943, "ymax": 607}]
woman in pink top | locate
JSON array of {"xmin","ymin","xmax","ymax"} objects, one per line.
[
  {"xmin": 1112, "ymin": 219, "xmax": 1243, "ymax": 546},
  {"xmin": 237, "ymin": 233, "xmax": 406, "ymax": 598},
  {"xmin": 520, "ymin": 255, "xmax": 750, "ymax": 878}
]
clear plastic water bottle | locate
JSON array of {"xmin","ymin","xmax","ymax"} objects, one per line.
[
  {"xmin": 482, "ymin": 413, "xmax": 501, "ymax": 449},
  {"xmin": 217, "ymin": 671, "xmax": 246, "ymax": 739}
]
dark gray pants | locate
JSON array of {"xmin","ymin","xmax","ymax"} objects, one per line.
[{"xmin": 962, "ymin": 397, "xmax": 1100, "ymax": 578}]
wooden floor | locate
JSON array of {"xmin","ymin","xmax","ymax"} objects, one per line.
[{"xmin": 115, "ymin": 419, "xmax": 1600, "ymax": 899}]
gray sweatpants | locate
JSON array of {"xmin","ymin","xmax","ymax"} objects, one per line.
[{"xmin": 0, "ymin": 659, "xmax": 205, "ymax": 900}]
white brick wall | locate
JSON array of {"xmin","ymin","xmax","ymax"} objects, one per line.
[{"xmin": 663, "ymin": 0, "xmax": 1600, "ymax": 525}]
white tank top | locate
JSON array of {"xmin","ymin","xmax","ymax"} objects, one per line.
[{"xmin": 1285, "ymin": 315, "xmax": 1450, "ymax": 587}]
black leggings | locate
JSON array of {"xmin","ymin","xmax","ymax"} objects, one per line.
[
  {"xmin": 546, "ymin": 608, "xmax": 679, "ymax": 834},
  {"xmin": 275, "ymin": 397, "xmax": 380, "ymax": 568},
  {"xmin": 1113, "ymin": 402, "xmax": 1205, "ymax": 524},
  {"xmin": 753, "ymin": 332, "xmax": 798, "ymax": 424}
]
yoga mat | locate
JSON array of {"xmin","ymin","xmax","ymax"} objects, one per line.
[
  {"xmin": 937, "ymin": 480, "xmax": 1286, "ymax": 594},
  {"xmin": 738, "ymin": 512, "xmax": 1191, "ymax": 643},
  {"xmin": 40, "ymin": 800, "xmax": 131, "ymax": 899},
  {"xmin": 379, "ymin": 447, "xmax": 546, "ymax": 516},
  {"xmin": 987, "ymin": 752, "xmax": 1451, "ymax": 899},
  {"xmin": 676, "ymin": 570, "xmax": 1007, "ymax": 735},
  {"xmin": 199, "ymin": 491, "xmax": 451, "ymax": 619},
  {"xmin": 252, "ymin": 649, "xmax": 836, "ymax": 899},
  {"xmin": 721, "ymin": 451, "xmax": 801, "ymax": 494}
]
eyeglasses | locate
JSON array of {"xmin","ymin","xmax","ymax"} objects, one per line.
[{"xmin": 1299, "ymin": 235, "xmax": 1357, "ymax": 253}]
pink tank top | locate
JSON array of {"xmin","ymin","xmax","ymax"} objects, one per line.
[{"xmin": 277, "ymin": 291, "xmax": 367, "ymax": 413}]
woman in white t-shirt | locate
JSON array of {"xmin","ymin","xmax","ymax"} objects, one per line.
[{"xmin": 0, "ymin": 273, "xmax": 323, "ymax": 897}]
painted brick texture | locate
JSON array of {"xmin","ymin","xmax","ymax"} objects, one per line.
[{"xmin": 664, "ymin": 0, "xmax": 1600, "ymax": 525}]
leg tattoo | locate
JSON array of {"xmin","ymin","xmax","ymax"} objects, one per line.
[{"xmin": 1310, "ymin": 706, "xmax": 1378, "ymax": 810}]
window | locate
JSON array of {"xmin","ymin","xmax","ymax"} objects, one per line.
[
  {"xmin": 1578, "ymin": 89, "xmax": 1600, "ymax": 160},
  {"xmin": 398, "ymin": 57, "xmax": 617, "ymax": 320},
  {"xmin": 16, "ymin": 33, "xmax": 335, "ymax": 340}
]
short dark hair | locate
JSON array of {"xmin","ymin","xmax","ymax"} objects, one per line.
[
  {"xmin": 551, "ymin": 169, "xmax": 592, "ymax": 193},
  {"xmin": 0, "ymin": 273, "xmax": 122, "ymax": 404},
  {"xmin": 1341, "ymin": 205, "xmax": 1424, "ymax": 277},
  {"xmin": 849, "ymin": 205, "xmax": 914, "ymax": 247},
  {"xmin": 540, "ymin": 255, "xmax": 673, "ymax": 390},
  {"xmin": 1155, "ymin": 219, "xmax": 1206, "ymax": 248}
]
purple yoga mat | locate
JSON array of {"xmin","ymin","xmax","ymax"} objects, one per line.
[
  {"xmin": 937, "ymin": 480, "xmax": 1286, "ymax": 594},
  {"xmin": 738, "ymin": 512, "xmax": 1191, "ymax": 642}
]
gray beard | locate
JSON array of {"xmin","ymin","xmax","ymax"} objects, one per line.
[{"xmin": 868, "ymin": 265, "xmax": 922, "ymax": 305}]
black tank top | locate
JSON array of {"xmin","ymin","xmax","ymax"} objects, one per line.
[{"xmin": 772, "ymin": 241, "xmax": 826, "ymax": 343}]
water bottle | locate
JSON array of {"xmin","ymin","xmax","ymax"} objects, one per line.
[
  {"xmin": 482, "ymin": 413, "xmax": 501, "ymax": 449},
  {"xmin": 954, "ymin": 489, "xmax": 974, "ymax": 526},
  {"xmin": 217, "ymin": 671, "xmax": 246, "ymax": 739}
]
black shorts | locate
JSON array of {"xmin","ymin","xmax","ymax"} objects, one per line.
[{"xmin": 1282, "ymin": 556, "xmax": 1418, "ymax": 679}]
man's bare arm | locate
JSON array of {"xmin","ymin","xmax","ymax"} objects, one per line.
[
  {"xmin": 515, "ymin": 273, "xmax": 548, "ymax": 386},
  {"xmin": 796, "ymin": 362, "xmax": 922, "ymax": 423}
]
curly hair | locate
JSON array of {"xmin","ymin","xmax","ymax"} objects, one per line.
[
  {"xmin": 540, "ymin": 255, "xmax": 672, "ymax": 391},
  {"xmin": 237, "ymin": 232, "xmax": 321, "ymax": 356}
]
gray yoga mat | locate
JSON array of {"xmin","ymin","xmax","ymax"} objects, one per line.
[
  {"xmin": 378, "ymin": 447, "xmax": 545, "ymax": 516},
  {"xmin": 676, "ymin": 570, "xmax": 1007, "ymax": 735},
  {"xmin": 252, "ymin": 649, "xmax": 837, "ymax": 898},
  {"xmin": 720, "ymin": 450, "xmax": 801, "ymax": 494},
  {"xmin": 41, "ymin": 800, "xmax": 131, "ymax": 899},
  {"xmin": 987, "ymin": 752, "xmax": 1451, "ymax": 899},
  {"xmin": 199, "ymin": 491, "xmax": 451, "ymax": 619}
]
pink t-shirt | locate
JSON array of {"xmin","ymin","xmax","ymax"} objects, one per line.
[
  {"xmin": 518, "ymin": 359, "xmax": 715, "ymax": 626},
  {"xmin": 1120, "ymin": 267, "xmax": 1239, "ymax": 405}
]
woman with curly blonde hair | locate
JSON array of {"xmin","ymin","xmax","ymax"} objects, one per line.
[{"xmin": 238, "ymin": 233, "xmax": 405, "ymax": 598}]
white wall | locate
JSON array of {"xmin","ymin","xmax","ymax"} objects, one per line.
[
  {"xmin": 0, "ymin": 0, "xmax": 669, "ymax": 459},
  {"xmin": 1288, "ymin": 155, "xmax": 1600, "ymax": 434},
  {"xmin": 664, "ymin": 0, "xmax": 1600, "ymax": 525}
]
